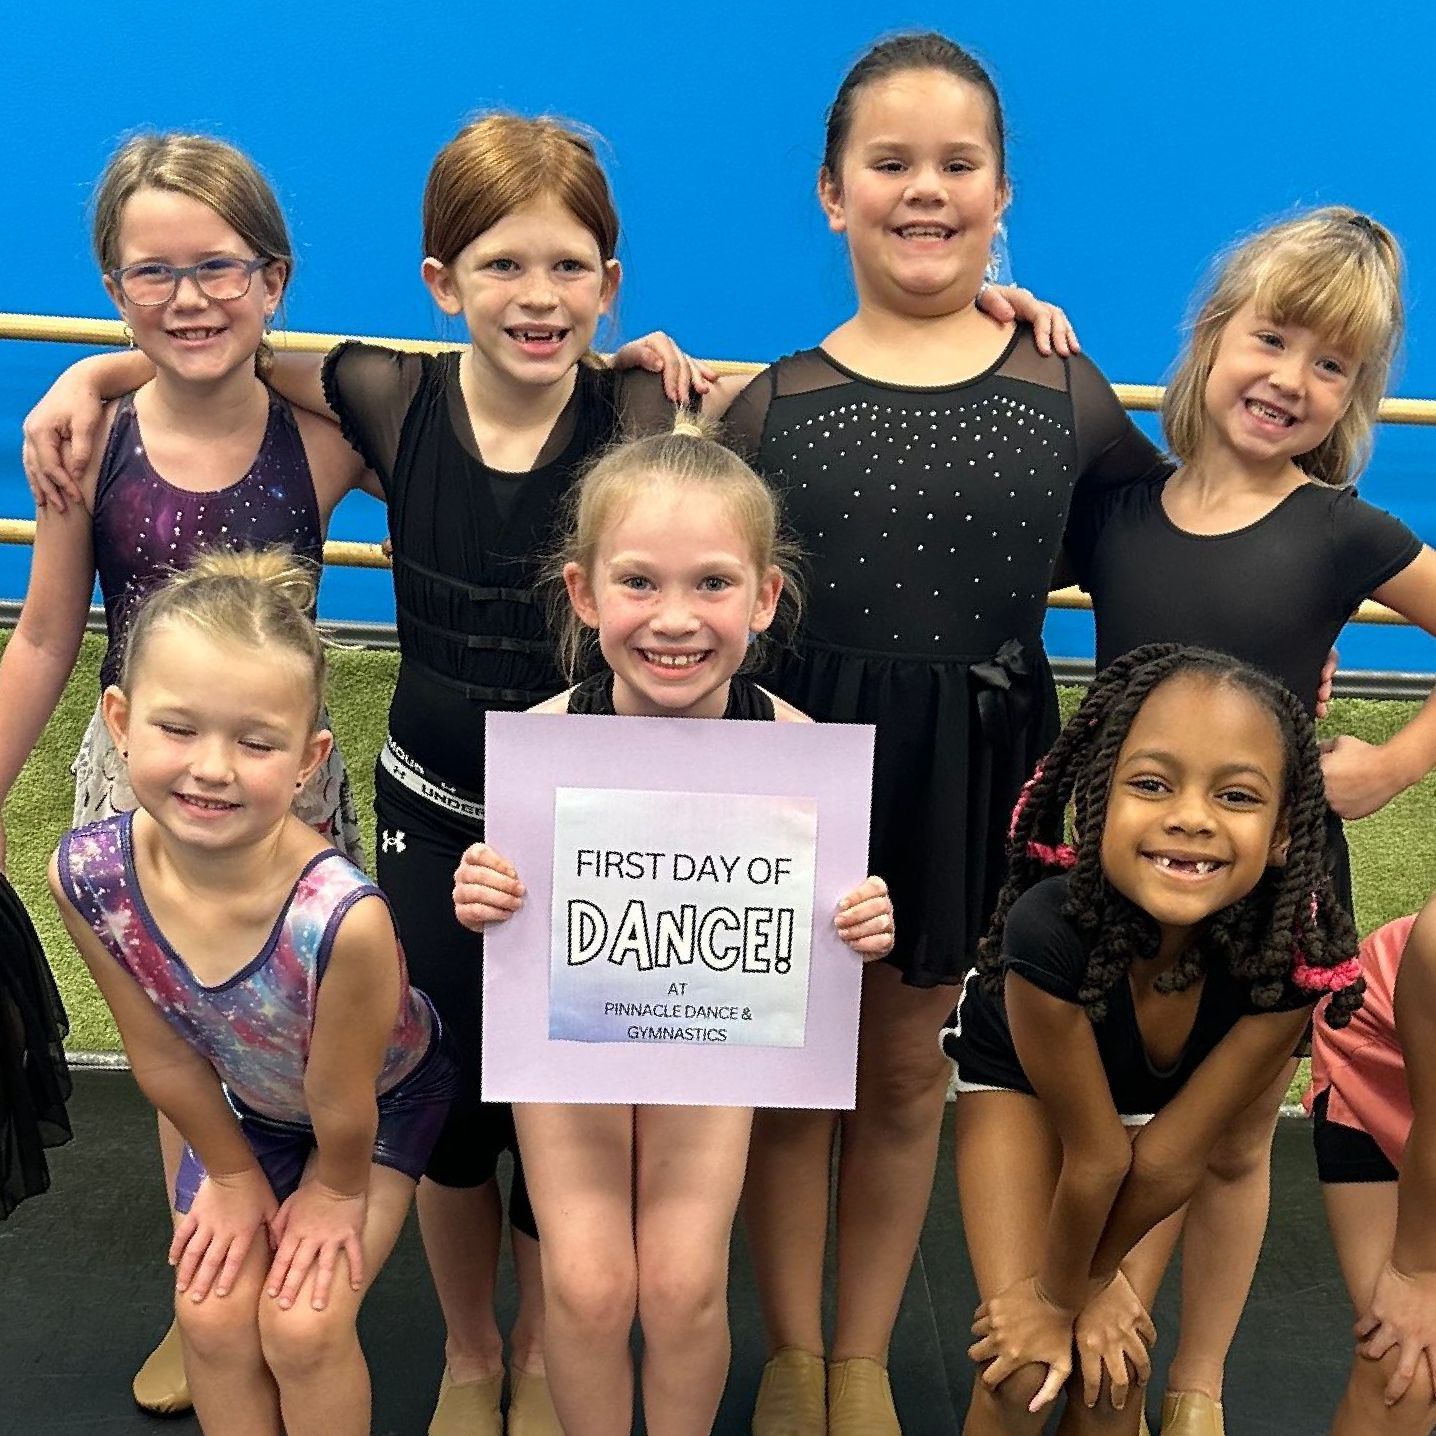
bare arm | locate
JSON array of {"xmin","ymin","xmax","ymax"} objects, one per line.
[
  {"xmin": 1323, "ymin": 547, "xmax": 1436, "ymax": 818},
  {"xmin": 264, "ymin": 352, "xmax": 337, "ymax": 422},
  {"xmin": 1089, "ymin": 1004, "xmax": 1312, "ymax": 1279},
  {"xmin": 0, "ymin": 454, "xmax": 105, "ymax": 869}
]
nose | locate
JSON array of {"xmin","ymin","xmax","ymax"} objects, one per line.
[
  {"xmin": 1269, "ymin": 348, "xmax": 1306, "ymax": 395},
  {"xmin": 1163, "ymin": 787, "xmax": 1215, "ymax": 836},
  {"xmin": 170, "ymin": 271, "xmax": 211, "ymax": 309},
  {"xmin": 517, "ymin": 270, "xmax": 559, "ymax": 310},
  {"xmin": 189, "ymin": 736, "xmax": 235, "ymax": 785},
  {"xmin": 903, "ymin": 163, "xmax": 946, "ymax": 204},
  {"xmin": 650, "ymin": 590, "xmax": 701, "ymax": 637}
]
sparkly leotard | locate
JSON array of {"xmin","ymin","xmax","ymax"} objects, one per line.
[
  {"xmin": 91, "ymin": 390, "xmax": 323, "ymax": 689},
  {"xmin": 724, "ymin": 329, "xmax": 1168, "ymax": 985},
  {"xmin": 58, "ymin": 812, "xmax": 431, "ymax": 1123}
]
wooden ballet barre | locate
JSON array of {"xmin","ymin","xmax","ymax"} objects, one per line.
[
  {"xmin": 0, "ymin": 517, "xmax": 1412, "ymax": 625},
  {"xmin": 3, "ymin": 312, "xmax": 1435, "ymax": 425}
]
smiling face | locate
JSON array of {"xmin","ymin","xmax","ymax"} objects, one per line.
[
  {"xmin": 1198, "ymin": 300, "xmax": 1358, "ymax": 477},
  {"xmin": 104, "ymin": 187, "xmax": 283, "ymax": 386},
  {"xmin": 1100, "ymin": 673, "xmax": 1289, "ymax": 945},
  {"xmin": 819, "ymin": 68, "xmax": 1008, "ymax": 317},
  {"xmin": 423, "ymin": 194, "xmax": 619, "ymax": 394},
  {"xmin": 103, "ymin": 622, "xmax": 329, "ymax": 853},
  {"xmin": 564, "ymin": 480, "xmax": 782, "ymax": 719}
]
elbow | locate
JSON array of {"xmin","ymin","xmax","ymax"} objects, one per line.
[
  {"xmin": 1126, "ymin": 1140, "xmax": 1203, "ymax": 1208},
  {"xmin": 1061, "ymin": 1138, "xmax": 1133, "ymax": 1196}
]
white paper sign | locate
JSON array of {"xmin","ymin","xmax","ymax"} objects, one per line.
[{"xmin": 548, "ymin": 787, "xmax": 818, "ymax": 1047}]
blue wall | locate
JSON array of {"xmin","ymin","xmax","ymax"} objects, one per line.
[{"xmin": 2, "ymin": 2, "xmax": 1432, "ymax": 667}]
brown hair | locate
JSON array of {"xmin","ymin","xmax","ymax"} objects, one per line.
[
  {"xmin": 121, "ymin": 548, "xmax": 326, "ymax": 727},
  {"xmin": 422, "ymin": 113, "xmax": 620, "ymax": 266},
  {"xmin": 1163, "ymin": 207, "xmax": 1404, "ymax": 486},
  {"xmin": 551, "ymin": 415, "xmax": 803, "ymax": 681},
  {"xmin": 822, "ymin": 32, "xmax": 1007, "ymax": 186},
  {"xmin": 92, "ymin": 132, "xmax": 292, "ymax": 374}
]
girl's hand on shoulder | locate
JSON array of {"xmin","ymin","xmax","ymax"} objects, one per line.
[
  {"xmin": 1073, "ymin": 1271, "xmax": 1156, "ymax": 1412},
  {"xmin": 977, "ymin": 284, "xmax": 1080, "ymax": 358},
  {"xmin": 1320, "ymin": 734, "xmax": 1408, "ymax": 820},
  {"xmin": 834, "ymin": 875, "xmax": 894, "ymax": 960},
  {"xmin": 609, "ymin": 331, "xmax": 719, "ymax": 403},
  {"xmin": 169, "ymin": 1166, "xmax": 278, "ymax": 1303},
  {"xmin": 21, "ymin": 373, "xmax": 105, "ymax": 513},
  {"xmin": 1356, "ymin": 1259, "xmax": 1436, "ymax": 1406},
  {"xmin": 265, "ymin": 1180, "xmax": 369, "ymax": 1311},
  {"xmin": 453, "ymin": 842, "xmax": 526, "ymax": 932},
  {"xmin": 968, "ymin": 1274, "xmax": 1076, "ymax": 1412}
]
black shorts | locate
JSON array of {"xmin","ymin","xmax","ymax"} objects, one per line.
[
  {"xmin": 375, "ymin": 763, "xmax": 535, "ymax": 1238},
  {"xmin": 1311, "ymin": 1088, "xmax": 1398, "ymax": 1184}
]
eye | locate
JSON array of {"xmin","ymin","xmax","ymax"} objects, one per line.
[
  {"xmin": 944, "ymin": 157, "xmax": 976, "ymax": 173},
  {"xmin": 1317, "ymin": 356, "xmax": 1349, "ymax": 378},
  {"xmin": 556, "ymin": 258, "xmax": 592, "ymax": 275},
  {"xmin": 128, "ymin": 262, "xmax": 173, "ymax": 281},
  {"xmin": 1255, "ymin": 330, "xmax": 1284, "ymax": 349},
  {"xmin": 873, "ymin": 158, "xmax": 906, "ymax": 174},
  {"xmin": 485, "ymin": 257, "xmax": 519, "ymax": 273},
  {"xmin": 156, "ymin": 721, "xmax": 193, "ymax": 738},
  {"xmin": 1217, "ymin": 787, "xmax": 1265, "ymax": 807},
  {"xmin": 619, "ymin": 574, "xmax": 654, "ymax": 592},
  {"xmin": 699, "ymin": 575, "xmax": 734, "ymax": 593},
  {"xmin": 1126, "ymin": 775, "xmax": 1170, "ymax": 796},
  {"xmin": 197, "ymin": 257, "xmax": 247, "ymax": 277},
  {"xmin": 240, "ymin": 738, "xmax": 278, "ymax": 754}
]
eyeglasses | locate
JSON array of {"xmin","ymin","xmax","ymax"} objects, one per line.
[{"xmin": 108, "ymin": 256, "xmax": 272, "ymax": 307}]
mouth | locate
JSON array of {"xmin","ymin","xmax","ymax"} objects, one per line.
[
  {"xmin": 892, "ymin": 223, "xmax": 956, "ymax": 242},
  {"xmin": 638, "ymin": 649, "xmax": 711, "ymax": 673},
  {"xmin": 1142, "ymin": 851, "xmax": 1229, "ymax": 880},
  {"xmin": 1245, "ymin": 397, "xmax": 1297, "ymax": 428},
  {"xmin": 506, "ymin": 325, "xmax": 569, "ymax": 355},
  {"xmin": 166, "ymin": 326, "xmax": 227, "ymax": 344},
  {"xmin": 174, "ymin": 792, "xmax": 241, "ymax": 814}
]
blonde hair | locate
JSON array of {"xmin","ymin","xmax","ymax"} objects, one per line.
[
  {"xmin": 422, "ymin": 114, "xmax": 620, "ymax": 266},
  {"xmin": 551, "ymin": 416, "xmax": 803, "ymax": 681},
  {"xmin": 1163, "ymin": 207, "xmax": 1404, "ymax": 485},
  {"xmin": 121, "ymin": 548, "xmax": 326, "ymax": 726},
  {"xmin": 92, "ymin": 132, "xmax": 292, "ymax": 375}
]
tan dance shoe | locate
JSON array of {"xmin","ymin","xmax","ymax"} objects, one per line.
[
  {"xmin": 827, "ymin": 1356, "xmax": 901, "ymax": 1436},
  {"xmin": 507, "ymin": 1365, "xmax": 563, "ymax": 1436},
  {"xmin": 428, "ymin": 1364, "xmax": 503, "ymax": 1436},
  {"xmin": 1139, "ymin": 1403, "xmax": 1152, "ymax": 1436},
  {"xmin": 1159, "ymin": 1389, "xmax": 1226, "ymax": 1436},
  {"xmin": 751, "ymin": 1346, "xmax": 827, "ymax": 1435},
  {"xmin": 131, "ymin": 1319, "xmax": 192, "ymax": 1414}
]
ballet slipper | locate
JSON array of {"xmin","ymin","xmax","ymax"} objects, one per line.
[
  {"xmin": 131, "ymin": 1319, "xmax": 192, "ymax": 1414},
  {"xmin": 750, "ymin": 1346, "xmax": 826, "ymax": 1435},
  {"xmin": 507, "ymin": 1365, "xmax": 562, "ymax": 1436},
  {"xmin": 428, "ymin": 1364, "xmax": 503, "ymax": 1436},
  {"xmin": 1159, "ymin": 1388, "xmax": 1226, "ymax": 1436},
  {"xmin": 826, "ymin": 1355, "xmax": 901, "ymax": 1436},
  {"xmin": 1140, "ymin": 1403, "xmax": 1152, "ymax": 1436}
]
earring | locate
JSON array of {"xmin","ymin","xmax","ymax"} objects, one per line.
[
  {"xmin": 984, "ymin": 221, "xmax": 1009, "ymax": 285},
  {"xmin": 122, "ymin": 324, "xmax": 135, "ymax": 349},
  {"xmin": 264, "ymin": 312, "xmax": 275, "ymax": 336},
  {"xmin": 295, "ymin": 779, "xmax": 303, "ymax": 790},
  {"xmin": 121, "ymin": 749, "xmax": 129, "ymax": 761}
]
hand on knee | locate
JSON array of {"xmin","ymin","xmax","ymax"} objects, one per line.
[
  {"xmin": 972, "ymin": 1361, "xmax": 1051, "ymax": 1430},
  {"xmin": 175, "ymin": 1290, "xmax": 263, "ymax": 1365},
  {"xmin": 1344, "ymin": 1344, "xmax": 1436, "ymax": 1423}
]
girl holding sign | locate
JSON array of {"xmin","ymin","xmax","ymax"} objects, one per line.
[
  {"xmin": 452, "ymin": 419, "xmax": 896, "ymax": 1436},
  {"xmin": 943, "ymin": 643, "xmax": 1361, "ymax": 1434}
]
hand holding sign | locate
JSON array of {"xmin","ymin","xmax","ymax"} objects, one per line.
[
  {"xmin": 453, "ymin": 844, "xmax": 526, "ymax": 930},
  {"xmin": 835, "ymin": 876, "xmax": 896, "ymax": 960}
]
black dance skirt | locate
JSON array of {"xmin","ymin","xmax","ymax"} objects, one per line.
[
  {"xmin": 764, "ymin": 635, "xmax": 1058, "ymax": 988},
  {"xmin": 0, "ymin": 874, "xmax": 73, "ymax": 1218}
]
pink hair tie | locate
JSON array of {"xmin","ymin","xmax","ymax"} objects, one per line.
[
  {"xmin": 1291, "ymin": 954, "xmax": 1363, "ymax": 994},
  {"xmin": 1009, "ymin": 764, "xmax": 1046, "ymax": 840},
  {"xmin": 1027, "ymin": 840, "xmax": 1077, "ymax": 870}
]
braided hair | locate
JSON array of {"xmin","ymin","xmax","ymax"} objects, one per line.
[{"xmin": 977, "ymin": 643, "xmax": 1362, "ymax": 1028}]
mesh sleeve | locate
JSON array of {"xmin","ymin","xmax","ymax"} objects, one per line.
[
  {"xmin": 718, "ymin": 367, "xmax": 778, "ymax": 467},
  {"xmin": 1330, "ymin": 489, "xmax": 1422, "ymax": 612},
  {"xmin": 320, "ymin": 341, "xmax": 427, "ymax": 489},
  {"xmin": 611, "ymin": 366, "xmax": 682, "ymax": 438}
]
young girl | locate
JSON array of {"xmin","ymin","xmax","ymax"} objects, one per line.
[
  {"xmin": 1309, "ymin": 908, "xmax": 1436, "ymax": 1433},
  {"xmin": 1065, "ymin": 208, "xmax": 1428, "ymax": 1436},
  {"xmin": 710, "ymin": 34, "xmax": 1168, "ymax": 1433},
  {"xmin": 20, "ymin": 114, "xmax": 731, "ymax": 1436},
  {"xmin": 48, "ymin": 548, "xmax": 457, "ymax": 1436},
  {"xmin": 450, "ymin": 419, "xmax": 897, "ymax": 1436},
  {"xmin": 943, "ymin": 643, "xmax": 1361, "ymax": 1435},
  {"xmin": 0, "ymin": 130, "xmax": 382, "ymax": 1414}
]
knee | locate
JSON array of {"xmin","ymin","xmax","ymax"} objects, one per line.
[
  {"xmin": 854, "ymin": 1051, "xmax": 950, "ymax": 1137},
  {"xmin": 971, "ymin": 1362, "xmax": 1048, "ymax": 1431},
  {"xmin": 637, "ymin": 1260, "xmax": 726, "ymax": 1340},
  {"xmin": 1341, "ymin": 1347, "xmax": 1436, "ymax": 1430},
  {"xmin": 175, "ymin": 1292, "xmax": 262, "ymax": 1365},
  {"xmin": 257, "ymin": 1301, "xmax": 356, "ymax": 1383},
  {"xmin": 1203, "ymin": 1122, "xmax": 1276, "ymax": 1184},
  {"xmin": 544, "ymin": 1255, "xmax": 637, "ymax": 1341}
]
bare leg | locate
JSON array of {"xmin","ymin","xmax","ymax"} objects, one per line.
[
  {"xmin": 744, "ymin": 1106, "xmax": 837, "ymax": 1356},
  {"xmin": 832, "ymin": 964, "xmax": 960, "ymax": 1361},
  {"xmin": 1162, "ymin": 1059, "xmax": 1296, "ymax": 1402},
  {"xmin": 133, "ymin": 1114, "xmax": 193, "ymax": 1413},
  {"xmin": 955, "ymin": 1090, "xmax": 1061, "ymax": 1436},
  {"xmin": 416, "ymin": 1177, "xmax": 507, "ymax": 1382},
  {"xmin": 258, "ymin": 1165, "xmax": 415, "ymax": 1436},
  {"xmin": 175, "ymin": 1238, "xmax": 281, "ymax": 1435},
  {"xmin": 516, "ymin": 1103, "xmax": 638, "ymax": 1436},
  {"xmin": 635, "ymin": 1105, "xmax": 754, "ymax": 1435},
  {"xmin": 510, "ymin": 1227, "xmax": 547, "ymax": 1372}
]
